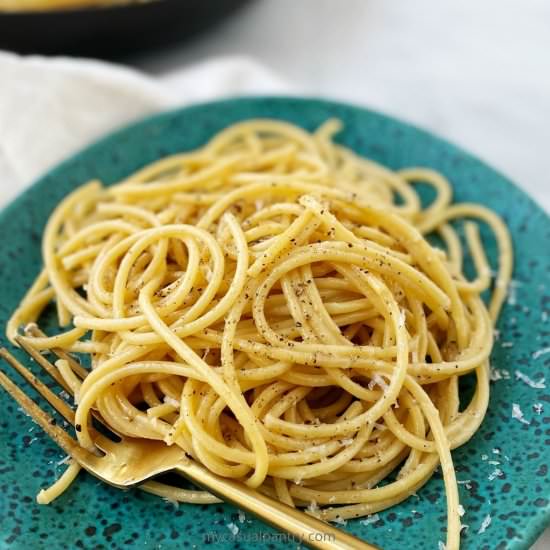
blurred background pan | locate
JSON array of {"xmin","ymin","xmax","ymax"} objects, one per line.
[{"xmin": 0, "ymin": 0, "xmax": 253, "ymax": 57}]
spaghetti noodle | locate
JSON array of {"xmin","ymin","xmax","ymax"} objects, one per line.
[{"xmin": 7, "ymin": 119, "xmax": 512, "ymax": 550}]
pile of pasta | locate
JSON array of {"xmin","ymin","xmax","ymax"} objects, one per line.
[{"xmin": 8, "ymin": 119, "xmax": 512, "ymax": 550}]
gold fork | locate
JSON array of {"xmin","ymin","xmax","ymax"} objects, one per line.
[{"xmin": 0, "ymin": 337, "xmax": 379, "ymax": 550}]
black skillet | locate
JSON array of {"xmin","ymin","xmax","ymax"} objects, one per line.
[{"xmin": 0, "ymin": 0, "xmax": 252, "ymax": 57}]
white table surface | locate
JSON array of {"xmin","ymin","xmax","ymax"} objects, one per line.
[{"xmin": 126, "ymin": 1, "xmax": 550, "ymax": 547}]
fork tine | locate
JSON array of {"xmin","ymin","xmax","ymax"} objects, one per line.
[
  {"xmin": 17, "ymin": 326, "xmax": 125, "ymax": 450},
  {"xmin": 0, "ymin": 368, "xmax": 87, "ymax": 460},
  {"xmin": 22, "ymin": 325, "xmax": 88, "ymax": 380},
  {"xmin": 3, "ymin": 344, "xmax": 119, "ymax": 452},
  {"xmin": 0, "ymin": 348, "xmax": 75, "ymax": 425},
  {"xmin": 15, "ymin": 335, "xmax": 70, "ymax": 392}
]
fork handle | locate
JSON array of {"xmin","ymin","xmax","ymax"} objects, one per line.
[{"xmin": 174, "ymin": 461, "xmax": 379, "ymax": 550}]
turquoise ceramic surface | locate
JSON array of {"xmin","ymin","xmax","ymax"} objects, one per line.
[{"xmin": 0, "ymin": 97, "xmax": 549, "ymax": 550}]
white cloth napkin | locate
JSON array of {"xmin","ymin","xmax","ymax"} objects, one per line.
[{"xmin": 0, "ymin": 51, "xmax": 293, "ymax": 208}]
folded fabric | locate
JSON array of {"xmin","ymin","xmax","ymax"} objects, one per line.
[{"xmin": 0, "ymin": 51, "xmax": 293, "ymax": 207}]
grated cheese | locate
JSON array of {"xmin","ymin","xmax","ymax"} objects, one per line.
[
  {"xmin": 164, "ymin": 396, "xmax": 180, "ymax": 408},
  {"xmin": 515, "ymin": 370, "xmax": 546, "ymax": 389},
  {"xmin": 506, "ymin": 279, "xmax": 522, "ymax": 306},
  {"xmin": 512, "ymin": 403, "xmax": 530, "ymax": 425},
  {"xmin": 532, "ymin": 347, "xmax": 550, "ymax": 360},
  {"xmin": 490, "ymin": 368, "xmax": 510, "ymax": 382},
  {"xmin": 359, "ymin": 513, "xmax": 380, "ymax": 526},
  {"xmin": 398, "ymin": 309, "xmax": 406, "ymax": 329},
  {"xmin": 368, "ymin": 373, "xmax": 389, "ymax": 392},
  {"xmin": 307, "ymin": 500, "xmax": 319, "ymax": 516},
  {"xmin": 477, "ymin": 514, "xmax": 492, "ymax": 534},
  {"xmin": 488, "ymin": 468, "xmax": 503, "ymax": 481},
  {"xmin": 333, "ymin": 516, "xmax": 347, "ymax": 526},
  {"xmin": 227, "ymin": 523, "xmax": 239, "ymax": 536}
]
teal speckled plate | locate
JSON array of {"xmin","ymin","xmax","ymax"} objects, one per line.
[{"xmin": 0, "ymin": 97, "xmax": 549, "ymax": 550}]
